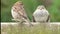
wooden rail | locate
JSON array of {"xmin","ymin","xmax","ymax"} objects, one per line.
[
  {"xmin": 1, "ymin": 22, "xmax": 60, "ymax": 25},
  {"xmin": 1, "ymin": 22, "xmax": 60, "ymax": 34}
]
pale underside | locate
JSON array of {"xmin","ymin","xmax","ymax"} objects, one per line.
[{"xmin": 33, "ymin": 9, "xmax": 50, "ymax": 22}]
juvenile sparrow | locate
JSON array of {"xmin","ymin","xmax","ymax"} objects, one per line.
[
  {"xmin": 33, "ymin": 5, "xmax": 50, "ymax": 23},
  {"xmin": 11, "ymin": 1, "xmax": 31, "ymax": 24}
]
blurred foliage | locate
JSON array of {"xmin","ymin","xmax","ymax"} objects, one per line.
[{"xmin": 1, "ymin": 0, "xmax": 60, "ymax": 22}]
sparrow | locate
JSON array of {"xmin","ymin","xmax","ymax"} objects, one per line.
[
  {"xmin": 32, "ymin": 5, "xmax": 50, "ymax": 23},
  {"xmin": 11, "ymin": 1, "xmax": 31, "ymax": 24}
]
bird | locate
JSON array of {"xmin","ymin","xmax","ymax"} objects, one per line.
[
  {"xmin": 11, "ymin": 1, "xmax": 31, "ymax": 25},
  {"xmin": 32, "ymin": 5, "xmax": 50, "ymax": 23}
]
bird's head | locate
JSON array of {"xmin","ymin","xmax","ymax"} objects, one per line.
[
  {"xmin": 14, "ymin": 1, "xmax": 23, "ymax": 6},
  {"xmin": 37, "ymin": 5, "xmax": 46, "ymax": 10},
  {"xmin": 12, "ymin": 1, "xmax": 24, "ymax": 12}
]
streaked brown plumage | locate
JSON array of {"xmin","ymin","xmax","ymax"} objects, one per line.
[{"xmin": 11, "ymin": 1, "xmax": 30, "ymax": 24}]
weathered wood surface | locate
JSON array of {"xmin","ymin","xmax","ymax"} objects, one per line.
[
  {"xmin": 1, "ymin": 22, "xmax": 60, "ymax": 29},
  {"xmin": 1, "ymin": 22, "xmax": 60, "ymax": 34},
  {"xmin": 1, "ymin": 22, "xmax": 60, "ymax": 28},
  {"xmin": 1, "ymin": 22, "xmax": 60, "ymax": 25}
]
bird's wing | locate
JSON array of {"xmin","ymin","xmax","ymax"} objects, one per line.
[
  {"xmin": 17, "ymin": 5, "xmax": 31, "ymax": 22},
  {"xmin": 32, "ymin": 15, "xmax": 36, "ymax": 22},
  {"xmin": 46, "ymin": 15, "xmax": 50, "ymax": 22}
]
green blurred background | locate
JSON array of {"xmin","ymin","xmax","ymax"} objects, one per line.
[{"xmin": 1, "ymin": 0, "xmax": 60, "ymax": 22}]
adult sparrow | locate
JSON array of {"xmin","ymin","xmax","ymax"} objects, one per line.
[{"xmin": 11, "ymin": 1, "xmax": 31, "ymax": 24}]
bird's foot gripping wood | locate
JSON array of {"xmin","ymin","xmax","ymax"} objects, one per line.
[
  {"xmin": 12, "ymin": 19, "xmax": 33, "ymax": 27},
  {"xmin": 12, "ymin": 19, "xmax": 26, "ymax": 27}
]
